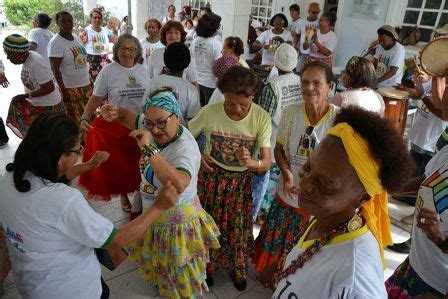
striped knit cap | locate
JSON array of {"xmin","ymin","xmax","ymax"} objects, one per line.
[{"xmin": 3, "ymin": 34, "xmax": 29, "ymax": 53}]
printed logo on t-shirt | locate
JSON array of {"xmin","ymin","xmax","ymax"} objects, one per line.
[
  {"xmin": 4, "ymin": 227, "xmax": 26, "ymax": 253},
  {"xmin": 70, "ymin": 45, "xmax": 88, "ymax": 69},
  {"xmin": 292, "ymin": 132, "xmax": 316, "ymax": 166},
  {"xmin": 376, "ymin": 55, "xmax": 390, "ymax": 77},
  {"xmin": 118, "ymin": 75, "xmax": 146, "ymax": 101},
  {"xmin": 140, "ymin": 158, "xmax": 157, "ymax": 205},
  {"xmin": 20, "ymin": 69, "xmax": 35, "ymax": 91},
  {"xmin": 418, "ymin": 167, "xmax": 448, "ymax": 217},
  {"xmin": 92, "ymin": 34, "xmax": 107, "ymax": 53},
  {"xmin": 210, "ymin": 132, "xmax": 256, "ymax": 166}
]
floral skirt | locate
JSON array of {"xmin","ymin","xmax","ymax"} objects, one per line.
[
  {"xmin": 78, "ymin": 117, "xmax": 141, "ymax": 200},
  {"xmin": 64, "ymin": 84, "xmax": 93, "ymax": 124},
  {"xmin": 197, "ymin": 165, "xmax": 254, "ymax": 279},
  {"xmin": 385, "ymin": 257, "xmax": 445, "ymax": 298},
  {"xmin": 0, "ymin": 228, "xmax": 11, "ymax": 282},
  {"xmin": 6, "ymin": 99, "xmax": 65, "ymax": 138},
  {"xmin": 127, "ymin": 197, "xmax": 220, "ymax": 299},
  {"xmin": 260, "ymin": 165, "xmax": 280, "ymax": 215},
  {"xmin": 87, "ymin": 54, "xmax": 111, "ymax": 83},
  {"xmin": 253, "ymin": 195, "xmax": 309, "ymax": 273}
]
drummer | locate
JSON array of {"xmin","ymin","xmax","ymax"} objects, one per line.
[{"xmin": 373, "ymin": 25, "xmax": 405, "ymax": 88}]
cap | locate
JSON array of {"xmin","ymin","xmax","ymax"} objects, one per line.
[
  {"xmin": 309, "ymin": 2, "xmax": 321, "ymax": 12},
  {"xmin": 274, "ymin": 43, "xmax": 298, "ymax": 72},
  {"xmin": 377, "ymin": 25, "xmax": 399, "ymax": 40},
  {"xmin": 3, "ymin": 34, "xmax": 29, "ymax": 53}
]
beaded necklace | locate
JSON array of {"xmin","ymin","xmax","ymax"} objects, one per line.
[{"xmin": 273, "ymin": 212, "xmax": 363, "ymax": 286}]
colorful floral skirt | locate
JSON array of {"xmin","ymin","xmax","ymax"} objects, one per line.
[
  {"xmin": 260, "ymin": 165, "xmax": 280, "ymax": 215},
  {"xmin": 127, "ymin": 197, "xmax": 220, "ymax": 299},
  {"xmin": 253, "ymin": 195, "xmax": 309, "ymax": 273},
  {"xmin": 64, "ymin": 84, "xmax": 93, "ymax": 124},
  {"xmin": 6, "ymin": 99, "xmax": 65, "ymax": 138},
  {"xmin": 87, "ymin": 54, "xmax": 111, "ymax": 83},
  {"xmin": 385, "ymin": 257, "xmax": 445, "ymax": 298},
  {"xmin": 197, "ymin": 164, "xmax": 254, "ymax": 279},
  {"xmin": 78, "ymin": 117, "xmax": 141, "ymax": 200},
  {"xmin": 0, "ymin": 228, "xmax": 11, "ymax": 282}
]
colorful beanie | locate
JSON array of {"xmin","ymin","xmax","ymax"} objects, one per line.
[
  {"xmin": 3, "ymin": 34, "xmax": 29, "ymax": 53},
  {"xmin": 143, "ymin": 90, "xmax": 180, "ymax": 116},
  {"xmin": 213, "ymin": 56, "xmax": 239, "ymax": 79}
]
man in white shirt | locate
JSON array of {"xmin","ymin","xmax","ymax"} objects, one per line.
[
  {"xmin": 295, "ymin": 2, "xmax": 320, "ymax": 73},
  {"xmin": 373, "ymin": 25, "xmax": 405, "ymax": 88}
]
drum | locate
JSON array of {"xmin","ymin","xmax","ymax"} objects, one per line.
[
  {"xmin": 377, "ymin": 87, "xmax": 410, "ymax": 136},
  {"xmin": 419, "ymin": 36, "xmax": 448, "ymax": 76}
]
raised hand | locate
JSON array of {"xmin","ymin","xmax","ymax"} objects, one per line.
[
  {"xmin": 100, "ymin": 104, "xmax": 119, "ymax": 122},
  {"xmin": 129, "ymin": 128, "xmax": 152, "ymax": 147}
]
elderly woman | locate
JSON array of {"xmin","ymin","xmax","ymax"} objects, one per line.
[
  {"xmin": 258, "ymin": 106, "xmax": 412, "ymax": 297},
  {"xmin": 222, "ymin": 36, "xmax": 249, "ymax": 68},
  {"xmin": 79, "ymin": 8, "xmax": 117, "ymax": 82},
  {"xmin": 190, "ymin": 13, "xmax": 223, "ymax": 106},
  {"xmin": 79, "ymin": 34, "xmax": 149, "ymax": 212},
  {"xmin": 147, "ymin": 21, "xmax": 198, "ymax": 85},
  {"xmin": 139, "ymin": 18, "xmax": 163, "ymax": 69},
  {"xmin": 189, "ymin": 66, "xmax": 272, "ymax": 290},
  {"xmin": 99, "ymin": 89, "xmax": 220, "ymax": 298},
  {"xmin": 0, "ymin": 112, "xmax": 178, "ymax": 299},
  {"xmin": 304, "ymin": 13, "xmax": 337, "ymax": 67},
  {"xmin": 28, "ymin": 13, "xmax": 53, "ymax": 61},
  {"xmin": 330, "ymin": 56, "xmax": 384, "ymax": 116},
  {"xmin": 254, "ymin": 61, "xmax": 338, "ymax": 273},
  {"xmin": 48, "ymin": 11, "xmax": 92, "ymax": 124},
  {"xmin": 252, "ymin": 13, "xmax": 293, "ymax": 66},
  {"xmin": 4, "ymin": 34, "xmax": 64, "ymax": 138}
]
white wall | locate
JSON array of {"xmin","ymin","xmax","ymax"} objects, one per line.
[
  {"xmin": 98, "ymin": 0, "xmax": 128, "ymax": 19},
  {"xmin": 333, "ymin": 0, "xmax": 390, "ymax": 67},
  {"xmin": 213, "ymin": 0, "xmax": 251, "ymax": 43}
]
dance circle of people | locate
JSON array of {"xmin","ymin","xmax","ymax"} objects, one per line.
[{"xmin": 0, "ymin": 3, "xmax": 447, "ymax": 299}]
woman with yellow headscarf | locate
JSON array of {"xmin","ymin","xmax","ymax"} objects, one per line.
[{"xmin": 258, "ymin": 106, "xmax": 412, "ymax": 298}]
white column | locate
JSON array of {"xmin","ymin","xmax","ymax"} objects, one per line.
[
  {"xmin": 213, "ymin": 0, "xmax": 251, "ymax": 44},
  {"xmin": 131, "ymin": 0, "xmax": 150, "ymax": 40},
  {"xmin": 83, "ymin": 0, "xmax": 97, "ymax": 15}
]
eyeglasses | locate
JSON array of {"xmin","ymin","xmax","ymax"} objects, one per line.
[
  {"xmin": 69, "ymin": 144, "xmax": 84, "ymax": 155},
  {"xmin": 302, "ymin": 125, "xmax": 315, "ymax": 150},
  {"xmin": 119, "ymin": 46, "xmax": 137, "ymax": 53},
  {"xmin": 143, "ymin": 113, "xmax": 174, "ymax": 130}
]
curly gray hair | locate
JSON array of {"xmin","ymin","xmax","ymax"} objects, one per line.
[{"xmin": 112, "ymin": 33, "xmax": 143, "ymax": 65}]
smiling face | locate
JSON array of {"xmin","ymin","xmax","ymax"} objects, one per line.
[
  {"xmin": 165, "ymin": 27, "xmax": 181, "ymax": 45},
  {"xmin": 168, "ymin": 5, "xmax": 176, "ymax": 17},
  {"xmin": 117, "ymin": 38, "xmax": 138, "ymax": 66},
  {"xmin": 146, "ymin": 20, "xmax": 160, "ymax": 39},
  {"xmin": 272, "ymin": 16, "xmax": 284, "ymax": 31},
  {"xmin": 297, "ymin": 137, "xmax": 366, "ymax": 218},
  {"xmin": 378, "ymin": 33, "xmax": 394, "ymax": 49},
  {"xmin": 57, "ymin": 13, "xmax": 73, "ymax": 35},
  {"xmin": 144, "ymin": 106, "xmax": 179, "ymax": 145},
  {"xmin": 301, "ymin": 66, "xmax": 332, "ymax": 105}
]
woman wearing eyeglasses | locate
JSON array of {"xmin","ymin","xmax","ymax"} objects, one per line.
[
  {"xmin": 79, "ymin": 34, "xmax": 150, "ymax": 213},
  {"xmin": 253, "ymin": 61, "xmax": 338, "ymax": 274},
  {"xmin": 99, "ymin": 89, "xmax": 220, "ymax": 298}
]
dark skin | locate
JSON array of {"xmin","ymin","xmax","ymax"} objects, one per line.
[
  {"xmin": 252, "ymin": 16, "xmax": 292, "ymax": 51},
  {"xmin": 373, "ymin": 33, "xmax": 398, "ymax": 84}
]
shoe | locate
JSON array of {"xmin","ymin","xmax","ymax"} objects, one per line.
[
  {"xmin": 387, "ymin": 240, "xmax": 410, "ymax": 254},
  {"xmin": 231, "ymin": 271, "xmax": 247, "ymax": 291},
  {"xmin": 205, "ymin": 273, "xmax": 214, "ymax": 287}
]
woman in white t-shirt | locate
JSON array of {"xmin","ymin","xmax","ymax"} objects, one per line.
[
  {"xmin": 79, "ymin": 8, "xmax": 117, "ymax": 82},
  {"xmin": 162, "ymin": 4, "xmax": 178, "ymax": 24},
  {"xmin": 119, "ymin": 16, "xmax": 132, "ymax": 35},
  {"xmin": 190, "ymin": 13, "xmax": 223, "ymax": 106},
  {"xmin": 79, "ymin": 34, "xmax": 150, "ymax": 213},
  {"xmin": 0, "ymin": 112, "xmax": 178, "ymax": 299},
  {"xmin": 99, "ymin": 90, "xmax": 220, "ymax": 298},
  {"xmin": 139, "ymin": 18, "xmax": 164, "ymax": 68},
  {"xmin": 254, "ymin": 61, "xmax": 338, "ymax": 274},
  {"xmin": 4, "ymin": 34, "xmax": 64, "ymax": 139},
  {"xmin": 304, "ymin": 13, "xmax": 337, "ymax": 67},
  {"xmin": 49, "ymin": 11, "xmax": 92, "ymax": 124},
  {"xmin": 330, "ymin": 56, "xmax": 385, "ymax": 116},
  {"xmin": 185, "ymin": 19, "xmax": 195, "ymax": 45},
  {"xmin": 28, "ymin": 13, "xmax": 54, "ymax": 61},
  {"xmin": 258, "ymin": 106, "xmax": 413, "ymax": 299},
  {"xmin": 252, "ymin": 13, "xmax": 293, "ymax": 66}
]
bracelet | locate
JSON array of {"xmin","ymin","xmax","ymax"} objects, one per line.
[
  {"xmin": 80, "ymin": 117, "xmax": 91, "ymax": 123},
  {"xmin": 140, "ymin": 144, "xmax": 159, "ymax": 158},
  {"xmin": 257, "ymin": 159, "xmax": 261, "ymax": 168}
]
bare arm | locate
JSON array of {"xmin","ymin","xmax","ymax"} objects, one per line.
[
  {"xmin": 274, "ymin": 142, "xmax": 289, "ymax": 174},
  {"xmin": 377, "ymin": 67, "xmax": 398, "ymax": 84},
  {"xmin": 313, "ymin": 40, "xmax": 332, "ymax": 57},
  {"xmin": 50, "ymin": 57, "xmax": 70, "ymax": 101},
  {"xmin": 251, "ymin": 40, "xmax": 264, "ymax": 51},
  {"xmin": 28, "ymin": 42, "xmax": 37, "ymax": 51}
]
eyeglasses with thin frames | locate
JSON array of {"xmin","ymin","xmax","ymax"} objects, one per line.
[
  {"xmin": 119, "ymin": 46, "xmax": 137, "ymax": 53},
  {"xmin": 69, "ymin": 144, "xmax": 84, "ymax": 155},
  {"xmin": 143, "ymin": 113, "xmax": 174, "ymax": 130}
]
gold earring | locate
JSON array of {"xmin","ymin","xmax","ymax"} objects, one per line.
[{"xmin": 347, "ymin": 213, "xmax": 363, "ymax": 232}]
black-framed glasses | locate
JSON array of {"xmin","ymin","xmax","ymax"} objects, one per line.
[
  {"xmin": 143, "ymin": 113, "xmax": 174, "ymax": 130},
  {"xmin": 119, "ymin": 46, "xmax": 137, "ymax": 53},
  {"xmin": 69, "ymin": 144, "xmax": 84, "ymax": 155}
]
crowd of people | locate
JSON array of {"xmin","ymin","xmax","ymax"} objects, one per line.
[{"xmin": 0, "ymin": 2, "xmax": 447, "ymax": 299}]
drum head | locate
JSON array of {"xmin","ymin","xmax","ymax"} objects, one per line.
[
  {"xmin": 420, "ymin": 37, "xmax": 448, "ymax": 76},
  {"xmin": 377, "ymin": 87, "xmax": 409, "ymax": 100}
]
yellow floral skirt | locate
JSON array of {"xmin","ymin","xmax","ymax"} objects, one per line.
[{"xmin": 127, "ymin": 197, "xmax": 220, "ymax": 298}]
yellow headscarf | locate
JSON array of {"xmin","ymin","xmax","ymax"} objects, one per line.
[{"xmin": 327, "ymin": 122, "xmax": 392, "ymax": 268}]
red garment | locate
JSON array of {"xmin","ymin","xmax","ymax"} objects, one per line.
[{"xmin": 79, "ymin": 117, "xmax": 141, "ymax": 200}]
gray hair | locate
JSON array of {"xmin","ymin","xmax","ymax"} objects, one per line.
[{"xmin": 112, "ymin": 33, "xmax": 143, "ymax": 65}]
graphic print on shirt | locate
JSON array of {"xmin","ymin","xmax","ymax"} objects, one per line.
[
  {"xmin": 210, "ymin": 132, "xmax": 256, "ymax": 166},
  {"xmin": 140, "ymin": 158, "xmax": 157, "ymax": 204},
  {"xmin": 118, "ymin": 75, "xmax": 146, "ymax": 103},
  {"xmin": 4, "ymin": 227, "xmax": 26, "ymax": 253},
  {"xmin": 293, "ymin": 131, "xmax": 316, "ymax": 166},
  {"xmin": 70, "ymin": 45, "xmax": 88, "ymax": 69},
  {"xmin": 20, "ymin": 69, "xmax": 34, "ymax": 90},
  {"xmin": 376, "ymin": 55, "xmax": 390, "ymax": 77},
  {"xmin": 417, "ymin": 167, "xmax": 448, "ymax": 225},
  {"xmin": 92, "ymin": 34, "xmax": 107, "ymax": 53}
]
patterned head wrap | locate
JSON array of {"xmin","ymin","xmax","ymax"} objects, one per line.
[
  {"xmin": 213, "ymin": 56, "xmax": 239, "ymax": 79},
  {"xmin": 143, "ymin": 90, "xmax": 180, "ymax": 116},
  {"xmin": 3, "ymin": 34, "xmax": 29, "ymax": 53},
  {"xmin": 345, "ymin": 56, "xmax": 361, "ymax": 76}
]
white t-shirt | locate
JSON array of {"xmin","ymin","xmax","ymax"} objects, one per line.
[
  {"xmin": 0, "ymin": 172, "xmax": 114, "ymax": 299},
  {"xmin": 289, "ymin": 18, "xmax": 301, "ymax": 35},
  {"xmin": 28, "ymin": 28, "xmax": 54, "ymax": 61},
  {"xmin": 296, "ymin": 18, "xmax": 319, "ymax": 54},
  {"xmin": 276, "ymin": 103, "xmax": 338, "ymax": 207},
  {"xmin": 148, "ymin": 47, "xmax": 198, "ymax": 84},
  {"xmin": 256, "ymin": 29, "xmax": 293, "ymax": 65},
  {"xmin": 147, "ymin": 74, "xmax": 201, "ymax": 125},
  {"xmin": 48, "ymin": 34, "xmax": 90, "ymax": 88},
  {"xmin": 273, "ymin": 222, "xmax": 387, "ymax": 299},
  {"xmin": 374, "ymin": 42, "xmax": 405, "ymax": 88},
  {"xmin": 162, "ymin": 15, "xmax": 179, "ymax": 24},
  {"xmin": 208, "ymin": 88, "xmax": 224, "ymax": 104},
  {"xmin": 135, "ymin": 120, "xmax": 201, "ymax": 209},
  {"xmin": 409, "ymin": 145, "xmax": 448, "ymax": 294},
  {"xmin": 139, "ymin": 38, "xmax": 164, "ymax": 69},
  {"xmin": 407, "ymin": 104, "xmax": 446, "ymax": 153},
  {"xmin": 189, "ymin": 36, "xmax": 223, "ymax": 88},
  {"xmin": 330, "ymin": 89, "xmax": 385, "ymax": 116},
  {"xmin": 93, "ymin": 62, "xmax": 150, "ymax": 113},
  {"xmin": 82, "ymin": 25, "xmax": 111, "ymax": 56},
  {"xmin": 309, "ymin": 30, "xmax": 337, "ymax": 64},
  {"xmin": 21, "ymin": 51, "xmax": 61, "ymax": 106}
]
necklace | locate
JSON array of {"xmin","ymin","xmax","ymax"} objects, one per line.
[
  {"xmin": 156, "ymin": 125, "xmax": 183, "ymax": 149},
  {"xmin": 273, "ymin": 212, "xmax": 363, "ymax": 286}
]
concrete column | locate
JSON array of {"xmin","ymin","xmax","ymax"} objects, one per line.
[
  {"xmin": 213, "ymin": 0, "xmax": 251, "ymax": 44},
  {"xmin": 130, "ymin": 0, "xmax": 150, "ymax": 40},
  {"xmin": 83, "ymin": 0, "xmax": 97, "ymax": 15}
]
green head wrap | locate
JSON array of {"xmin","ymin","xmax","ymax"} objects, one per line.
[{"xmin": 143, "ymin": 90, "xmax": 180, "ymax": 116}]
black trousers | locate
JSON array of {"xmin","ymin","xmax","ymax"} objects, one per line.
[
  {"xmin": 199, "ymin": 84, "xmax": 215, "ymax": 107},
  {"xmin": 0, "ymin": 117, "xmax": 8, "ymax": 143}
]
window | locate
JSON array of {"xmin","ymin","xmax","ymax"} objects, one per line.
[
  {"xmin": 402, "ymin": 0, "xmax": 448, "ymax": 42},
  {"xmin": 189, "ymin": 0, "xmax": 212, "ymax": 12},
  {"xmin": 251, "ymin": 0, "xmax": 273, "ymax": 27}
]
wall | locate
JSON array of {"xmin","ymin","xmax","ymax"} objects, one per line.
[
  {"xmin": 98, "ymin": 0, "xmax": 128, "ymax": 18},
  {"xmin": 213, "ymin": 0, "xmax": 251, "ymax": 43},
  {"xmin": 333, "ymin": 0, "xmax": 390, "ymax": 67}
]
